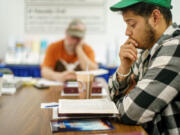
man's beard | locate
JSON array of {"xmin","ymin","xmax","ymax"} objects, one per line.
[
  {"xmin": 64, "ymin": 40, "xmax": 76, "ymax": 54},
  {"xmin": 143, "ymin": 20, "xmax": 156, "ymax": 49}
]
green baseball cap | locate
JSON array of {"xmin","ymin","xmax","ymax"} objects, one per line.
[{"xmin": 110, "ymin": 0, "xmax": 172, "ymax": 11}]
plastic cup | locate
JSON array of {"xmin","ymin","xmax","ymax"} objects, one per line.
[{"xmin": 76, "ymin": 72, "xmax": 94, "ymax": 99}]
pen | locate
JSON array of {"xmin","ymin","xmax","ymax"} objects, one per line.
[{"xmin": 44, "ymin": 105, "xmax": 58, "ymax": 108}]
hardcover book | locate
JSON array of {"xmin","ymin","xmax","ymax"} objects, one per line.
[
  {"xmin": 50, "ymin": 119, "xmax": 114, "ymax": 133},
  {"xmin": 58, "ymin": 99, "xmax": 119, "ymax": 117}
]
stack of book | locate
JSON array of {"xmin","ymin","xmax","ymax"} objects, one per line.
[{"xmin": 50, "ymin": 98, "xmax": 119, "ymax": 133}]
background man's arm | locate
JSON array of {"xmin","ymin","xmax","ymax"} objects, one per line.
[
  {"xmin": 76, "ymin": 43, "xmax": 98, "ymax": 70},
  {"xmin": 41, "ymin": 67, "xmax": 76, "ymax": 82}
]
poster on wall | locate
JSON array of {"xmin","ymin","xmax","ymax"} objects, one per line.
[{"xmin": 25, "ymin": 0, "xmax": 107, "ymax": 34}]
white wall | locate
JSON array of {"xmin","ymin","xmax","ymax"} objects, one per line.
[
  {"xmin": 0, "ymin": 0, "xmax": 180, "ymax": 64},
  {"xmin": 172, "ymin": 0, "xmax": 180, "ymax": 24},
  {"xmin": 0, "ymin": 0, "xmax": 24, "ymax": 60},
  {"xmin": 0, "ymin": 0, "xmax": 125, "ymax": 65}
]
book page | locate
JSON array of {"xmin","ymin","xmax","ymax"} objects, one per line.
[{"xmin": 58, "ymin": 99, "xmax": 119, "ymax": 114}]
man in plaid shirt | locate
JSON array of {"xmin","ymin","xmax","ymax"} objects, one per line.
[{"xmin": 109, "ymin": 0, "xmax": 180, "ymax": 135}]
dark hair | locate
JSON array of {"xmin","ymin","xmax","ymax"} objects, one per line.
[{"xmin": 120, "ymin": 2, "xmax": 172, "ymax": 25}]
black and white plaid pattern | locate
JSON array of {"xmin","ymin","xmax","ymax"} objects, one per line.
[{"xmin": 109, "ymin": 23, "xmax": 180, "ymax": 135}]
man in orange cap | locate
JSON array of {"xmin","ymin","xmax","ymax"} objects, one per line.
[{"xmin": 41, "ymin": 19, "xmax": 98, "ymax": 82}]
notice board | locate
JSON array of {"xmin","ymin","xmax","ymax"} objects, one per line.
[{"xmin": 25, "ymin": 0, "xmax": 106, "ymax": 34}]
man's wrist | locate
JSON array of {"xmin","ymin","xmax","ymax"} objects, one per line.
[
  {"xmin": 76, "ymin": 45, "xmax": 83, "ymax": 53},
  {"xmin": 118, "ymin": 66, "xmax": 131, "ymax": 75},
  {"xmin": 116, "ymin": 66, "xmax": 131, "ymax": 81},
  {"xmin": 117, "ymin": 68, "xmax": 131, "ymax": 77}
]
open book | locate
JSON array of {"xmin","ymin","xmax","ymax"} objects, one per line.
[{"xmin": 58, "ymin": 99, "xmax": 119, "ymax": 117}]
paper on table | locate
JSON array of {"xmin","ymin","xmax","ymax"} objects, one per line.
[
  {"xmin": 1, "ymin": 88, "xmax": 16, "ymax": 95},
  {"xmin": 37, "ymin": 79, "xmax": 63, "ymax": 86},
  {"xmin": 52, "ymin": 107, "xmax": 59, "ymax": 119},
  {"xmin": 58, "ymin": 99, "xmax": 119, "ymax": 115},
  {"xmin": 75, "ymin": 69, "xmax": 108, "ymax": 76}
]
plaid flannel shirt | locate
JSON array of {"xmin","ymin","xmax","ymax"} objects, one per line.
[{"xmin": 109, "ymin": 23, "xmax": 180, "ymax": 135}]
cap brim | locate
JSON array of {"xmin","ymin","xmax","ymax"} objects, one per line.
[
  {"xmin": 68, "ymin": 30, "xmax": 85, "ymax": 38},
  {"xmin": 110, "ymin": 0, "xmax": 143, "ymax": 11}
]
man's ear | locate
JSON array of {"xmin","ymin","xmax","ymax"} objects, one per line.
[{"xmin": 148, "ymin": 9, "xmax": 161, "ymax": 27}]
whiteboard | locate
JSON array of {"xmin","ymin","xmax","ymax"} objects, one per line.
[{"xmin": 24, "ymin": 0, "xmax": 107, "ymax": 34}]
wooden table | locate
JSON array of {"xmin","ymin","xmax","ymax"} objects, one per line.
[{"xmin": 0, "ymin": 81, "xmax": 148, "ymax": 135}]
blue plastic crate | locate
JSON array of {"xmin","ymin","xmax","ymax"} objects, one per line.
[{"xmin": 5, "ymin": 65, "xmax": 41, "ymax": 78}]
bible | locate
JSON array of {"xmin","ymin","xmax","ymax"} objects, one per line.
[{"xmin": 58, "ymin": 99, "xmax": 119, "ymax": 117}]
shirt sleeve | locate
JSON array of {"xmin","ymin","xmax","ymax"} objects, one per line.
[
  {"xmin": 41, "ymin": 44, "xmax": 57, "ymax": 69},
  {"xmin": 109, "ymin": 43, "xmax": 180, "ymax": 125},
  {"xmin": 83, "ymin": 45, "xmax": 96, "ymax": 63},
  {"xmin": 108, "ymin": 69, "xmax": 132, "ymax": 103}
]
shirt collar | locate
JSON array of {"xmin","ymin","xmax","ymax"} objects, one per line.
[{"xmin": 147, "ymin": 23, "xmax": 179, "ymax": 57}]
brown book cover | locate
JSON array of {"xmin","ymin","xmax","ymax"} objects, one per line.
[{"xmin": 63, "ymin": 81, "xmax": 102, "ymax": 94}]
